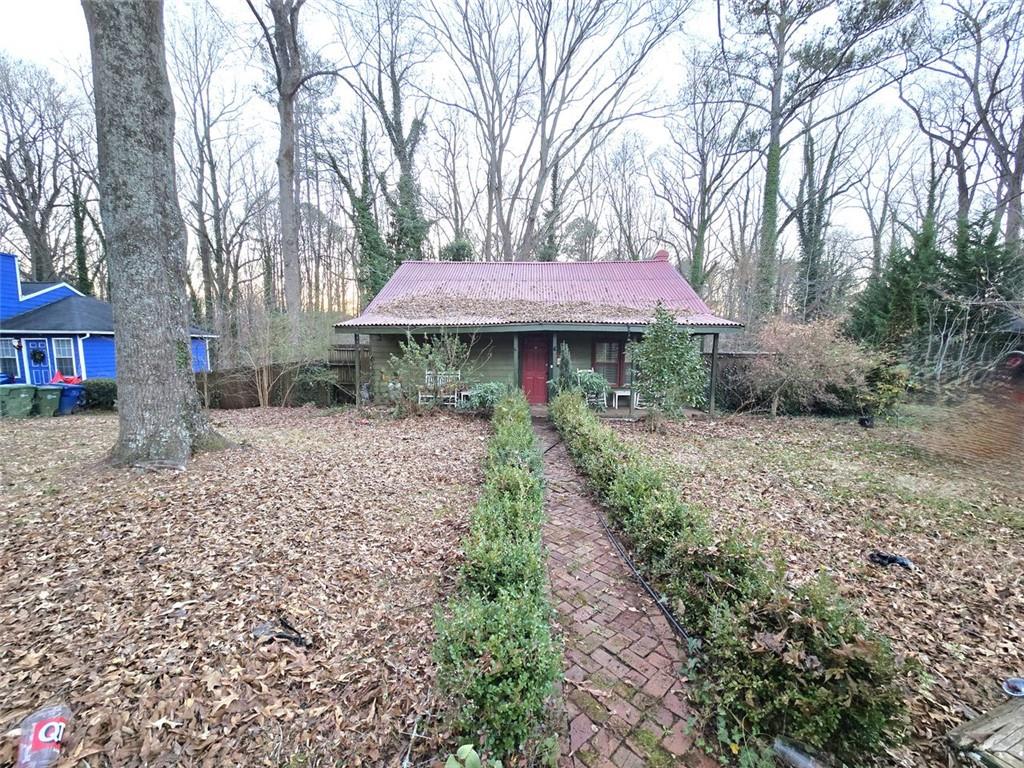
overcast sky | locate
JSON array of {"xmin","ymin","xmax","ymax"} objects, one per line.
[{"xmin": 1, "ymin": 0, "xmax": 898, "ymax": 251}]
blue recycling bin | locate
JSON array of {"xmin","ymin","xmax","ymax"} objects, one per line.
[{"xmin": 57, "ymin": 384, "xmax": 84, "ymax": 415}]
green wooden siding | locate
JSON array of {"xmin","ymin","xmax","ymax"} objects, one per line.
[
  {"xmin": 361, "ymin": 332, "xmax": 518, "ymax": 387},
  {"xmin": 358, "ymin": 328, "xmax": 713, "ymax": 391}
]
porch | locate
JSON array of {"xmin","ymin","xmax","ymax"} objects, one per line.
[{"xmin": 334, "ymin": 325, "xmax": 728, "ymax": 413}]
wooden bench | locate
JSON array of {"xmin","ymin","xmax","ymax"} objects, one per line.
[{"xmin": 948, "ymin": 698, "xmax": 1024, "ymax": 768}]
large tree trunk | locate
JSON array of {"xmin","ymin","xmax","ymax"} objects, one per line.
[
  {"xmin": 755, "ymin": 39, "xmax": 785, "ymax": 322},
  {"xmin": 27, "ymin": 232, "xmax": 56, "ymax": 282},
  {"xmin": 82, "ymin": 0, "xmax": 224, "ymax": 468},
  {"xmin": 277, "ymin": 92, "xmax": 301, "ymax": 316}
]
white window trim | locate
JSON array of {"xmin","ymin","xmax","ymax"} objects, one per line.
[
  {"xmin": 0, "ymin": 338, "xmax": 20, "ymax": 378},
  {"xmin": 52, "ymin": 337, "xmax": 77, "ymax": 377},
  {"xmin": 77, "ymin": 335, "xmax": 89, "ymax": 379}
]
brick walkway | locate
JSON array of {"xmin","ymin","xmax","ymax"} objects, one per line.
[{"xmin": 536, "ymin": 421, "xmax": 717, "ymax": 768}]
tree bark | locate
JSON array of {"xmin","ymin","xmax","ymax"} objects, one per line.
[
  {"xmin": 247, "ymin": 0, "xmax": 311, "ymax": 321},
  {"xmin": 755, "ymin": 43, "xmax": 785, "ymax": 321},
  {"xmin": 277, "ymin": 91, "xmax": 301, "ymax": 315},
  {"xmin": 82, "ymin": 0, "xmax": 224, "ymax": 468}
]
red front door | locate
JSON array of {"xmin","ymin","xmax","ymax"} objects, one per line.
[{"xmin": 521, "ymin": 334, "xmax": 550, "ymax": 405}]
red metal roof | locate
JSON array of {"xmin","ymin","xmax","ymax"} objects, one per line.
[{"xmin": 337, "ymin": 258, "xmax": 742, "ymax": 329}]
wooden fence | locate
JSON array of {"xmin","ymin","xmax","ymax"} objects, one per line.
[{"xmin": 195, "ymin": 362, "xmax": 339, "ymax": 409}]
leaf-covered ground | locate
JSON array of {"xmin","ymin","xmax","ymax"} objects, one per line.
[
  {"xmin": 615, "ymin": 413, "xmax": 1023, "ymax": 767},
  {"xmin": 0, "ymin": 408, "xmax": 488, "ymax": 767}
]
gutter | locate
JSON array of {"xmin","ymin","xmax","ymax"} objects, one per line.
[{"xmin": 78, "ymin": 333, "xmax": 91, "ymax": 379}]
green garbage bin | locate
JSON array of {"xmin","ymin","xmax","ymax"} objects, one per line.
[
  {"xmin": 33, "ymin": 385, "xmax": 62, "ymax": 417},
  {"xmin": 0, "ymin": 384, "xmax": 36, "ymax": 419}
]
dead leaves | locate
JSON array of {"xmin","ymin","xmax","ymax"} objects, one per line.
[
  {"xmin": 0, "ymin": 408, "xmax": 487, "ymax": 766},
  {"xmin": 619, "ymin": 415, "xmax": 1024, "ymax": 767}
]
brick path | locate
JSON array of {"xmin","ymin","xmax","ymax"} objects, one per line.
[{"xmin": 536, "ymin": 421, "xmax": 717, "ymax": 768}]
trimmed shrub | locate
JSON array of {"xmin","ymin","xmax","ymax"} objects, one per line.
[
  {"xmin": 82, "ymin": 378, "xmax": 117, "ymax": 410},
  {"xmin": 434, "ymin": 591, "xmax": 560, "ymax": 759},
  {"xmin": 550, "ymin": 392, "xmax": 906, "ymax": 765},
  {"xmin": 435, "ymin": 391, "xmax": 560, "ymax": 762}
]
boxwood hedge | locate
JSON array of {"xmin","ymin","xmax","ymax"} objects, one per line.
[
  {"xmin": 434, "ymin": 392, "xmax": 560, "ymax": 761},
  {"xmin": 550, "ymin": 392, "xmax": 905, "ymax": 766}
]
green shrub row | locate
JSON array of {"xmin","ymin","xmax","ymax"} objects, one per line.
[
  {"xmin": 549, "ymin": 392, "xmax": 906, "ymax": 766},
  {"xmin": 434, "ymin": 392, "xmax": 561, "ymax": 761}
]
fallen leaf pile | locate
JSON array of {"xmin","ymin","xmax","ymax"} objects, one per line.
[
  {"xmin": 376, "ymin": 294, "xmax": 687, "ymax": 325},
  {"xmin": 0, "ymin": 408, "xmax": 488, "ymax": 766},
  {"xmin": 617, "ymin": 415, "xmax": 1023, "ymax": 767}
]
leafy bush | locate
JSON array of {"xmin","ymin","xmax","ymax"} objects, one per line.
[
  {"xmin": 286, "ymin": 363, "xmax": 337, "ymax": 406},
  {"xmin": 575, "ymin": 369, "xmax": 610, "ymax": 410},
  {"xmin": 629, "ymin": 303, "xmax": 708, "ymax": 417},
  {"xmin": 82, "ymin": 378, "xmax": 117, "ymax": 410},
  {"xmin": 861, "ymin": 358, "xmax": 911, "ymax": 418},
  {"xmin": 548, "ymin": 343, "xmax": 609, "ymax": 409},
  {"xmin": 548, "ymin": 342, "xmax": 575, "ymax": 396},
  {"xmin": 435, "ymin": 391, "xmax": 560, "ymax": 761},
  {"xmin": 739, "ymin": 320, "xmax": 878, "ymax": 416},
  {"xmin": 445, "ymin": 744, "xmax": 502, "ymax": 768},
  {"xmin": 460, "ymin": 382, "xmax": 510, "ymax": 415},
  {"xmin": 440, "ymin": 238, "xmax": 475, "ymax": 262},
  {"xmin": 384, "ymin": 333, "xmax": 478, "ymax": 415},
  {"xmin": 550, "ymin": 392, "xmax": 906, "ymax": 765}
]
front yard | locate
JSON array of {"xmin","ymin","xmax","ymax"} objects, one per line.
[
  {"xmin": 0, "ymin": 409, "xmax": 488, "ymax": 766},
  {"xmin": 616, "ymin": 413, "xmax": 1023, "ymax": 765}
]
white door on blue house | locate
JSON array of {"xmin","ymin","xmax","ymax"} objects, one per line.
[{"xmin": 25, "ymin": 338, "xmax": 50, "ymax": 384}]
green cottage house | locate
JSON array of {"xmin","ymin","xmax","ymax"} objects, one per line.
[{"xmin": 334, "ymin": 251, "xmax": 742, "ymax": 410}]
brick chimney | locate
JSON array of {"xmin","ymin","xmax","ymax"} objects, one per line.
[{"xmin": 651, "ymin": 249, "xmax": 670, "ymax": 262}]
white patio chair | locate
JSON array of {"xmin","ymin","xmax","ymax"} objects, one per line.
[{"xmin": 421, "ymin": 370, "xmax": 462, "ymax": 407}]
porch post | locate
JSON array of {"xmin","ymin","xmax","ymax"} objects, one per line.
[
  {"xmin": 709, "ymin": 332, "xmax": 719, "ymax": 417},
  {"xmin": 512, "ymin": 334, "xmax": 520, "ymax": 390},
  {"xmin": 354, "ymin": 332, "xmax": 361, "ymax": 408},
  {"xmin": 628, "ymin": 324, "xmax": 634, "ymax": 416}
]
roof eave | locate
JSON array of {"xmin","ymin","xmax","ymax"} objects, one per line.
[{"xmin": 335, "ymin": 320, "xmax": 743, "ymax": 334}]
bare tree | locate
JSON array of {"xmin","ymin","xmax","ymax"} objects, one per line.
[
  {"xmin": 171, "ymin": 3, "xmax": 242, "ymax": 323},
  {"xmin": 899, "ymin": 74, "xmax": 987, "ymax": 254},
  {"xmin": 790, "ymin": 110, "xmax": 865, "ymax": 319},
  {"xmin": 851, "ymin": 111, "xmax": 918, "ymax": 277},
  {"xmin": 0, "ymin": 54, "xmax": 75, "ymax": 280},
  {"xmin": 598, "ymin": 137, "xmax": 667, "ymax": 261},
  {"xmin": 936, "ymin": 0, "xmax": 1024, "ymax": 256},
  {"xmin": 246, "ymin": 0, "xmax": 337, "ymax": 319},
  {"xmin": 719, "ymin": 0, "xmax": 917, "ymax": 319},
  {"xmin": 654, "ymin": 51, "xmax": 756, "ymax": 294},
  {"xmin": 717, "ymin": 172, "xmax": 763, "ymax": 327},
  {"xmin": 340, "ymin": 0, "xmax": 430, "ymax": 264},
  {"xmin": 82, "ymin": 0, "xmax": 223, "ymax": 467},
  {"xmin": 427, "ymin": 110, "xmax": 482, "ymax": 248},
  {"xmin": 427, "ymin": 0, "xmax": 686, "ymax": 260},
  {"xmin": 171, "ymin": 3, "xmax": 271, "ymax": 355}
]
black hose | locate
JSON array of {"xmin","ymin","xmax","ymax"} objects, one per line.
[{"xmin": 595, "ymin": 511, "xmax": 692, "ymax": 642}]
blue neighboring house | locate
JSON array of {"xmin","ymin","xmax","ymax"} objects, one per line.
[{"xmin": 0, "ymin": 252, "xmax": 213, "ymax": 384}]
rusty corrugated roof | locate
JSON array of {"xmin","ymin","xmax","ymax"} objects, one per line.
[{"xmin": 337, "ymin": 256, "xmax": 742, "ymax": 329}]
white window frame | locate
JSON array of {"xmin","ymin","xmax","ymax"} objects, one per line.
[
  {"xmin": 52, "ymin": 337, "xmax": 77, "ymax": 376},
  {"xmin": 0, "ymin": 338, "xmax": 19, "ymax": 378}
]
